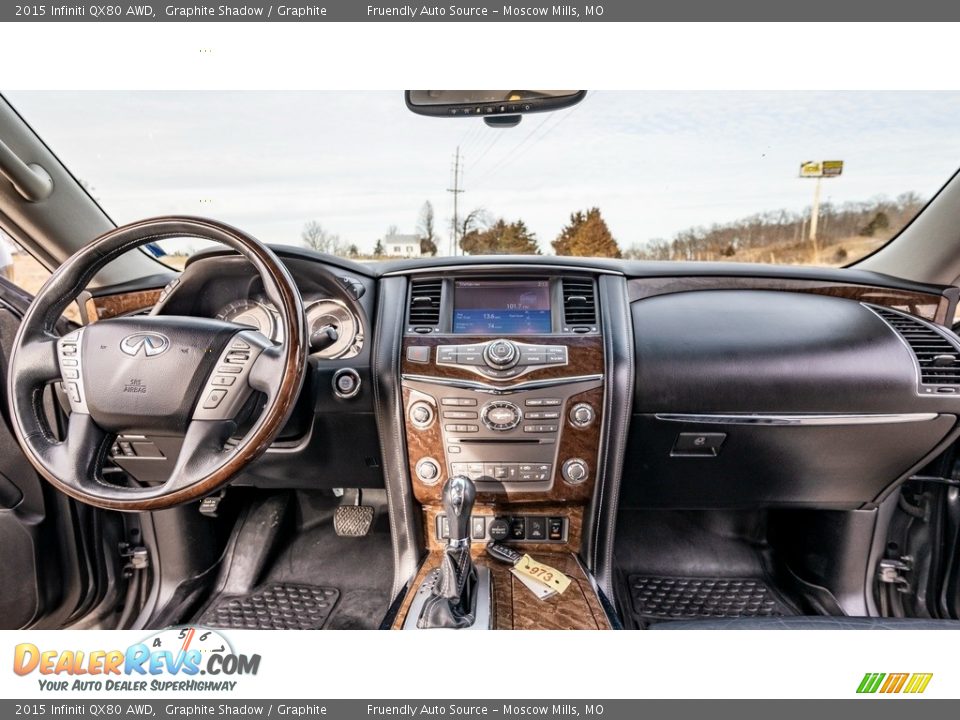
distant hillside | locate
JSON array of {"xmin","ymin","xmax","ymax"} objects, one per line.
[{"xmin": 625, "ymin": 192, "xmax": 926, "ymax": 266}]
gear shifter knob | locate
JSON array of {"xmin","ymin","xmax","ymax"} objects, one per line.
[{"xmin": 442, "ymin": 475, "xmax": 476, "ymax": 546}]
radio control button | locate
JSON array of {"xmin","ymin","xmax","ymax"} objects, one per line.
[
  {"xmin": 483, "ymin": 339, "xmax": 519, "ymax": 369},
  {"xmin": 443, "ymin": 410, "xmax": 478, "ymax": 419}
]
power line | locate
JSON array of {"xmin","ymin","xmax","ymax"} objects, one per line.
[
  {"xmin": 473, "ymin": 93, "xmax": 594, "ymax": 188},
  {"xmin": 470, "ymin": 129, "xmax": 506, "ymax": 169},
  {"xmin": 470, "ymin": 113, "xmax": 556, "ymax": 187}
]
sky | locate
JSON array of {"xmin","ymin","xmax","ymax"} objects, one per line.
[{"xmin": 7, "ymin": 90, "xmax": 960, "ymax": 256}]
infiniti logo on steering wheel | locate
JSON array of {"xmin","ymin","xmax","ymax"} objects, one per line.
[{"xmin": 119, "ymin": 332, "xmax": 171, "ymax": 357}]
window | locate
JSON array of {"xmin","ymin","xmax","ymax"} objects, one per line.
[{"xmin": 0, "ymin": 229, "xmax": 80, "ymax": 322}]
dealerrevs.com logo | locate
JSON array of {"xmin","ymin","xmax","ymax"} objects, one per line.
[
  {"xmin": 13, "ymin": 626, "xmax": 261, "ymax": 693},
  {"xmin": 857, "ymin": 672, "xmax": 933, "ymax": 694}
]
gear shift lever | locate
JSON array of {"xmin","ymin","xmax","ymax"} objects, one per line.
[
  {"xmin": 417, "ymin": 475, "xmax": 479, "ymax": 628},
  {"xmin": 443, "ymin": 474, "xmax": 476, "ymax": 546}
]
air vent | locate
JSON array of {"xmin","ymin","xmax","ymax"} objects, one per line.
[
  {"xmin": 562, "ymin": 277, "xmax": 597, "ymax": 329},
  {"xmin": 872, "ymin": 306, "xmax": 960, "ymax": 385},
  {"xmin": 407, "ymin": 278, "xmax": 442, "ymax": 330}
]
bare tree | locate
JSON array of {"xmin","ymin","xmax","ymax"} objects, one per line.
[
  {"xmin": 301, "ymin": 221, "xmax": 343, "ymax": 255},
  {"xmin": 454, "ymin": 208, "xmax": 490, "ymax": 253},
  {"xmin": 417, "ymin": 201, "xmax": 438, "ymax": 256}
]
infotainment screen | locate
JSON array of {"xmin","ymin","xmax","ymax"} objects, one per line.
[{"xmin": 453, "ymin": 280, "xmax": 552, "ymax": 334}]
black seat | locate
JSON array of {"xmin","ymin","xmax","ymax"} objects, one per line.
[{"xmin": 650, "ymin": 616, "xmax": 960, "ymax": 630}]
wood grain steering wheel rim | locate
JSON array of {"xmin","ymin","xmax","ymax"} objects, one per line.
[{"xmin": 6, "ymin": 216, "xmax": 307, "ymax": 512}]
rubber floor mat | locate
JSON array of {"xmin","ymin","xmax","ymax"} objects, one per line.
[
  {"xmin": 628, "ymin": 575, "xmax": 794, "ymax": 620},
  {"xmin": 201, "ymin": 583, "xmax": 339, "ymax": 630}
]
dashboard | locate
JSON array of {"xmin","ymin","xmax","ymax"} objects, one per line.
[{"xmin": 83, "ymin": 247, "xmax": 960, "ymax": 570}]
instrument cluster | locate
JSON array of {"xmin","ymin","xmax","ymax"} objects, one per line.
[{"xmin": 216, "ymin": 296, "xmax": 363, "ymax": 358}]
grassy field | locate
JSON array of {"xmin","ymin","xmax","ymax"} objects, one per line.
[{"xmin": 728, "ymin": 235, "xmax": 888, "ymax": 266}]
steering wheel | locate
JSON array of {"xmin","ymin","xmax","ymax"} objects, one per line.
[{"xmin": 6, "ymin": 217, "xmax": 307, "ymax": 511}]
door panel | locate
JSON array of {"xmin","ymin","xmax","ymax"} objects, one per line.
[{"xmin": 0, "ymin": 280, "xmax": 104, "ymax": 628}]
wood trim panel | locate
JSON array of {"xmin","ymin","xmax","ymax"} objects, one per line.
[
  {"xmin": 402, "ymin": 334, "xmax": 603, "ymax": 383},
  {"xmin": 392, "ymin": 551, "xmax": 610, "ymax": 630},
  {"xmin": 627, "ymin": 277, "xmax": 950, "ymax": 324},
  {"xmin": 84, "ymin": 289, "xmax": 162, "ymax": 322}
]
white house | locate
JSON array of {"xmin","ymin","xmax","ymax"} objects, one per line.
[{"xmin": 383, "ymin": 233, "xmax": 422, "ymax": 258}]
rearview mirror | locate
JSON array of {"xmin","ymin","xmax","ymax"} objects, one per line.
[{"xmin": 405, "ymin": 90, "xmax": 586, "ymax": 126}]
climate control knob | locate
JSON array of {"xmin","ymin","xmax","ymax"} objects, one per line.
[
  {"xmin": 569, "ymin": 403, "xmax": 596, "ymax": 428},
  {"xmin": 409, "ymin": 401, "xmax": 435, "ymax": 429},
  {"xmin": 415, "ymin": 458, "xmax": 441, "ymax": 485},
  {"xmin": 562, "ymin": 458, "xmax": 589, "ymax": 485},
  {"xmin": 481, "ymin": 400, "xmax": 522, "ymax": 432},
  {"xmin": 483, "ymin": 339, "xmax": 519, "ymax": 369}
]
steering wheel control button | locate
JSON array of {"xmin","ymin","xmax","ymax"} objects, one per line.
[
  {"xmin": 203, "ymin": 389, "xmax": 228, "ymax": 409},
  {"xmin": 409, "ymin": 401, "xmax": 435, "ymax": 429},
  {"xmin": 481, "ymin": 400, "xmax": 522, "ymax": 431},
  {"xmin": 415, "ymin": 457, "xmax": 441, "ymax": 485},
  {"xmin": 225, "ymin": 351, "xmax": 250, "ymax": 364},
  {"xmin": 561, "ymin": 458, "xmax": 589, "ymax": 485},
  {"xmin": 332, "ymin": 367, "xmax": 361, "ymax": 399},
  {"xmin": 57, "ymin": 329, "xmax": 89, "ymax": 414},
  {"xmin": 65, "ymin": 383, "xmax": 81, "ymax": 404},
  {"xmin": 193, "ymin": 330, "xmax": 268, "ymax": 421},
  {"xmin": 569, "ymin": 402, "xmax": 596, "ymax": 428},
  {"xmin": 671, "ymin": 432, "xmax": 727, "ymax": 457}
]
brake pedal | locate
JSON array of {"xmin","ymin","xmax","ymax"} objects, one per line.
[{"xmin": 334, "ymin": 505, "xmax": 374, "ymax": 537}]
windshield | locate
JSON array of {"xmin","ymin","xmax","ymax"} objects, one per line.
[{"xmin": 8, "ymin": 91, "xmax": 960, "ymax": 268}]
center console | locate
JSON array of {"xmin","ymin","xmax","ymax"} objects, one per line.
[{"xmin": 385, "ymin": 270, "xmax": 622, "ymax": 630}]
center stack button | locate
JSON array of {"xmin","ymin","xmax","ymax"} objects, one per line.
[{"xmin": 483, "ymin": 339, "xmax": 519, "ymax": 369}]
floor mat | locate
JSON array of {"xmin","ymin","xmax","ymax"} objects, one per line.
[
  {"xmin": 628, "ymin": 574, "xmax": 795, "ymax": 620},
  {"xmin": 201, "ymin": 583, "xmax": 340, "ymax": 630}
]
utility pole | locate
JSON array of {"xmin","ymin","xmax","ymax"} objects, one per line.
[
  {"xmin": 799, "ymin": 160, "xmax": 843, "ymax": 265},
  {"xmin": 447, "ymin": 146, "xmax": 464, "ymax": 256},
  {"xmin": 809, "ymin": 175, "xmax": 822, "ymax": 264}
]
